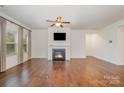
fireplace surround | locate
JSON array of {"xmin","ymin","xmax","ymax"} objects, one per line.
[{"xmin": 48, "ymin": 27, "xmax": 70, "ymax": 61}]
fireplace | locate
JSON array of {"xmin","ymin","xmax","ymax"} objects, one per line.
[
  {"xmin": 48, "ymin": 27, "xmax": 70, "ymax": 61},
  {"xmin": 52, "ymin": 49, "xmax": 65, "ymax": 61}
]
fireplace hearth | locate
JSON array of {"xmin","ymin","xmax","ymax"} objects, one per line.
[{"xmin": 52, "ymin": 49, "xmax": 65, "ymax": 61}]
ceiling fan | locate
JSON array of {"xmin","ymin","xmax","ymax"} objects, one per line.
[{"xmin": 46, "ymin": 16, "xmax": 70, "ymax": 27}]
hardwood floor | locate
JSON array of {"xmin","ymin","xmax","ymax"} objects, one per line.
[{"xmin": 0, "ymin": 57, "xmax": 124, "ymax": 87}]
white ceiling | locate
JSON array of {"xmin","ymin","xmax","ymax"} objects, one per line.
[{"xmin": 0, "ymin": 5, "xmax": 124, "ymax": 29}]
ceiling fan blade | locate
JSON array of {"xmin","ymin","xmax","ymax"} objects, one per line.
[
  {"xmin": 46, "ymin": 20, "xmax": 56, "ymax": 22},
  {"xmin": 62, "ymin": 21, "xmax": 70, "ymax": 24},
  {"xmin": 50, "ymin": 24, "xmax": 55, "ymax": 27}
]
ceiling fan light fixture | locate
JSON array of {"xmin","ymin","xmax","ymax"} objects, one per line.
[
  {"xmin": 46, "ymin": 16, "xmax": 70, "ymax": 27},
  {"xmin": 55, "ymin": 22, "xmax": 61, "ymax": 26}
]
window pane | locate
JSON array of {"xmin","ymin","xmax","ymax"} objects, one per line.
[{"xmin": 6, "ymin": 31, "xmax": 16, "ymax": 55}]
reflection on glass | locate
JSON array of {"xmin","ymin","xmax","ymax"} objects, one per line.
[
  {"xmin": 6, "ymin": 31, "xmax": 17, "ymax": 55},
  {"xmin": 23, "ymin": 34, "xmax": 28, "ymax": 53},
  {"xmin": 23, "ymin": 29, "xmax": 29, "ymax": 62}
]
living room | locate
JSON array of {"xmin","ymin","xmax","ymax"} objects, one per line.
[{"xmin": 0, "ymin": 4, "xmax": 124, "ymax": 89}]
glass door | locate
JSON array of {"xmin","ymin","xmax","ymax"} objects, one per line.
[
  {"xmin": 23, "ymin": 29, "xmax": 29, "ymax": 62},
  {"xmin": 5, "ymin": 21, "xmax": 19, "ymax": 69}
]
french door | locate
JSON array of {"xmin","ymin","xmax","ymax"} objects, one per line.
[
  {"xmin": 0, "ymin": 17, "xmax": 31, "ymax": 72},
  {"xmin": 5, "ymin": 21, "xmax": 19, "ymax": 69}
]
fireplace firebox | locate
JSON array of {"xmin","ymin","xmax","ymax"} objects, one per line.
[{"xmin": 52, "ymin": 49, "xmax": 65, "ymax": 61}]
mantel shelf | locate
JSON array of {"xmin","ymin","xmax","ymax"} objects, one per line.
[{"xmin": 49, "ymin": 44, "xmax": 69, "ymax": 47}]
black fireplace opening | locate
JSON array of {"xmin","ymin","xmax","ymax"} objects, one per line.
[{"xmin": 52, "ymin": 49, "xmax": 65, "ymax": 61}]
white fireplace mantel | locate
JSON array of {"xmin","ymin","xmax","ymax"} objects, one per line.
[{"xmin": 48, "ymin": 27, "xmax": 71, "ymax": 61}]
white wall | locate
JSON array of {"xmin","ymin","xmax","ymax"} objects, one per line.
[
  {"xmin": 32, "ymin": 29, "xmax": 48, "ymax": 58},
  {"xmin": 32, "ymin": 29, "xmax": 86, "ymax": 58},
  {"xmin": 86, "ymin": 19, "xmax": 124, "ymax": 65},
  {"xmin": 117, "ymin": 27, "xmax": 124, "ymax": 65},
  {"xmin": 86, "ymin": 29, "xmax": 118, "ymax": 64},
  {"xmin": 86, "ymin": 30, "xmax": 99, "ymax": 56},
  {"xmin": 71, "ymin": 30, "xmax": 86, "ymax": 58}
]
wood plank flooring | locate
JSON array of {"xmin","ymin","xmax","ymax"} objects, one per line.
[{"xmin": 0, "ymin": 57, "xmax": 124, "ymax": 87}]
